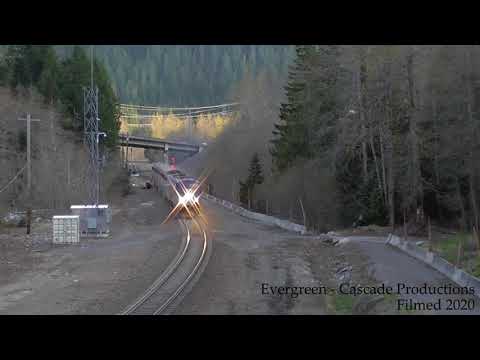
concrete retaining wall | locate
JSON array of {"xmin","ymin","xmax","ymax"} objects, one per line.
[
  {"xmin": 202, "ymin": 193, "xmax": 307, "ymax": 235},
  {"xmin": 386, "ymin": 234, "xmax": 480, "ymax": 298}
]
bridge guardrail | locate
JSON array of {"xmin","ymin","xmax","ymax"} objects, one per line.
[
  {"xmin": 202, "ymin": 193, "xmax": 306, "ymax": 235},
  {"xmin": 386, "ymin": 234, "xmax": 480, "ymax": 299}
]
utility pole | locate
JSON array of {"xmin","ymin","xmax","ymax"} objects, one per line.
[
  {"xmin": 50, "ymin": 100, "xmax": 56, "ymax": 152},
  {"xmin": 66, "ymin": 155, "xmax": 71, "ymax": 187},
  {"xmin": 187, "ymin": 110, "xmax": 192, "ymax": 141},
  {"xmin": 125, "ymin": 134, "xmax": 129, "ymax": 169},
  {"xmin": 18, "ymin": 113, "xmax": 41, "ymax": 235}
]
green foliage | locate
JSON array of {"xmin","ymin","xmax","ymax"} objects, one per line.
[
  {"xmin": 57, "ymin": 46, "xmax": 92, "ymax": 130},
  {"xmin": 1, "ymin": 45, "xmax": 120, "ymax": 148},
  {"xmin": 436, "ymin": 233, "xmax": 469, "ymax": 264},
  {"xmin": 271, "ymin": 46, "xmax": 313, "ymax": 171},
  {"xmin": 37, "ymin": 46, "xmax": 60, "ymax": 103},
  {"xmin": 0, "ymin": 56, "xmax": 7, "ymax": 86},
  {"xmin": 17, "ymin": 129, "xmax": 27, "ymax": 152},
  {"xmin": 271, "ymin": 45, "xmax": 343, "ymax": 173},
  {"xmin": 248, "ymin": 152, "xmax": 264, "ymax": 186},
  {"xmin": 55, "ymin": 45, "xmax": 294, "ymax": 106},
  {"xmin": 472, "ymin": 257, "xmax": 480, "ymax": 278},
  {"xmin": 239, "ymin": 152, "xmax": 264, "ymax": 207},
  {"xmin": 331, "ymin": 293, "xmax": 356, "ymax": 315}
]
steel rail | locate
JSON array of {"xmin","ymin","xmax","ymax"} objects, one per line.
[
  {"xmin": 153, "ymin": 217, "xmax": 208, "ymax": 315},
  {"xmin": 119, "ymin": 217, "xmax": 208, "ymax": 315},
  {"xmin": 118, "ymin": 219, "xmax": 191, "ymax": 315}
]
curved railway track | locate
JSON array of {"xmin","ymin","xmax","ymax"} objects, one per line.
[{"xmin": 119, "ymin": 217, "xmax": 209, "ymax": 315}]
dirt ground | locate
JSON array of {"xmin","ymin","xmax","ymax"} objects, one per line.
[
  {"xmin": 0, "ymin": 170, "xmax": 184, "ymax": 314},
  {"xmin": 2, "ymin": 157, "xmax": 478, "ymax": 315},
  {"xmin": 174, "ymin": 201, "xmax": 390, "ymax": 315}
]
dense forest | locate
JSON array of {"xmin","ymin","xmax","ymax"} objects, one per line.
[
  {"xmin": 0, "ymin": 45, "xmax": 120, "ymax": 147},
  {"xmin": 269, "ymin": 45, "xmax": 480, "ymax": 233},
  {"xmin": 55, "ymin": 45, "xmax": 294, "ymax": 106}
]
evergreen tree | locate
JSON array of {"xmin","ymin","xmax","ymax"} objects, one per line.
[
  {"xmin": 54, "ymin": 45, "xmax": 294, "ymax": 106},
  {"xmin": 248, "ymin": 152, "xmax": 264, "ymax": 186},
  {"xmin": 0, "ymin": 55, "xmax": 7, "ymax": 86},
  {"xmin": 93, "ymin": 59, "xmax": 120, "ymax": 147},
  {"xmin": 37, "ymin": 46, "xmax": 60, "ymax": 103},
  {"xmin": 239, "ymin": 152, "xmax": 264, "ymax": 207},
  {"xmin": 4, "ymin": 45, "xmax": 32, "ymax": 89},
  {"xmin": 270, "ymin": 45, "xmax": 318, "ymax": 172},
  {"xmin": 57, "ymin": 45, "xmax": 91, "ymax": 130}
]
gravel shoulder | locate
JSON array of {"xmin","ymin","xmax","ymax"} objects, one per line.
[
  {"xmin": 342, "ymin": 237, "xmax": 480, "ymax": 314},
  {"xmin": 175, "ymin": 200, "xmax": 480, "ymax": 315},
  {"xmin": 174, "ymin": 201, "xmax": 372, "ymax": 314}
]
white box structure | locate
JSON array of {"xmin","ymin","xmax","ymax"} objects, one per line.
[
  {"xmin": 52, "ymin": 215, "xmax": 80, "ymax": 244},
  {"xmin": 70, "ymin": 205, "xmax": 111, "ymax": 237}
]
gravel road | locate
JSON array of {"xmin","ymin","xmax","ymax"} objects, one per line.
[{"xmin": 341, "ymin": 236, "xmax": 480, "ymax": 314}]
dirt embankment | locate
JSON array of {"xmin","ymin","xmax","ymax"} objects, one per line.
[{"xmin": 0, "ymin": 87, "xmax": 123, "ymax": 215}]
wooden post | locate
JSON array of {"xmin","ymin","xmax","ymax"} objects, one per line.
[
  {"xmin": 456, "ymin": 235, "xmax": 463, "ymax": 267},
  {"xmin": 299, "ymin": 197, "xmax": 307, "ymax": 228},
  {"xmin": 266, "ymin": 199, "xmax": 269, "ymax": 215},
  {"xmin": 428, "ymin": 216, "xmax": 433, "ymax": 252},
  {"xmin": 18, "ymin": 113, "xmax": 40, "ymax": 236},
  {"xmin": 403, "ymin": 208, "xmax": 408, "ymax": 242},
  {"xmin": 473, "ymin": 225, "xmax": 480, "ymax": 255},
  {"xmin": 26, "ymin": 207, "xmax": 32, "ymax": 235}
]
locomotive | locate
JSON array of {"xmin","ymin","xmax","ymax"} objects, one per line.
[{"xmin": 151, "ymin": 157, "xmax": 202, "ymax": 213}]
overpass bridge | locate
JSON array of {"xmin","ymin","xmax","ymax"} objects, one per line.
[{"xmin": 118, "ymin": 133, "xmax": 201, "ymax": 154}]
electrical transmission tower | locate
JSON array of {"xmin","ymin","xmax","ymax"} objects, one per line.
[
  {"xmin": 71, "ymin": 46, "xmax": 110, "ymax": 238},
  {"xmin": 83, "ymin": 46, "xmax": 107, "ymax": 205},
  {"xmin": 83, "ymin": 85, "xmax": 100, "ymax": 205}
]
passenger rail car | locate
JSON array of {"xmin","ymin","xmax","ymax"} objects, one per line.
[{"xmin": 151, "ymin": 162, "xmax": 203, "ymax": 213}]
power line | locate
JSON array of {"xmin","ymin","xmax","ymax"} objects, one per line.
[
  {"xmin": 0, "ymin": 164, "xmax": 26, "ymax": 194},
  {"xmin": 119, "ymin": 103, "xmax": 238, "ymax": 111},
  {"xmin": 120, "ymin": 111, "xmax": 236, "ymax": 121},
  {"xmin": 121, "ymin": 107, "xmax": 237, "ymax": 118},
  {"xmin": 119, "ymin": 102, "xmax": 239, "ymax": 112}
]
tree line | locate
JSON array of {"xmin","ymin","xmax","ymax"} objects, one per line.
[
  {"xmin": 0, "ymin": 45, "xmax": 120, "ymax": 147},
  {"xmin": 270, "ymin": 45, "xmax": 480, "ymax": 232},
  {"xmin": 55, "ymin": 45, "xmax": 294, "ymax": 107}
]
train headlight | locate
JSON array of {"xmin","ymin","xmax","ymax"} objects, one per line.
[
  {"xmin": 178, "ymin": 190, "xmax": 195, "ymax": 206},
  {"xmin": 183, "ymin": 191, "xmax": 194, "ymax": 203}
]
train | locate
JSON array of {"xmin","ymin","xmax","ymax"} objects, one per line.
[{"xmin": 151, "ymin": 157, "xmax": 203, "ymax": 214}]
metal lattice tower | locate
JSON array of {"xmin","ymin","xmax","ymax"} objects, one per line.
[{"xmin": 84, "ymin": 86, "xmax": 100, "ymax": 205}]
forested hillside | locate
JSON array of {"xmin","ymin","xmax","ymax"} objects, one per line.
[
  {"xmin": 187, "ymin": 45, "xmax": 480, "ymax": 236},
  {"xmin": 0, "ymin": 45, "xmax": 120, "ymax": 147},
  {"xmin": 56, "ymin": 45, "xmax": 294, "ymax": 106},
  {"xmin": 0, "ymin": 46, "xmax": 122, "ymax": 211},
  {"xmin": 270, "ymin": 45, "xmax": 480, "ymax": 232}
]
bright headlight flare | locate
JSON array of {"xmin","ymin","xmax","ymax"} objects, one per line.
[
  {"xmin": 161, "ymin": 169, "xmax": 212, "ymax": 225},
  {"xmin": 183, "ymin": 191, "xmax": 194, "ymax": 202}
]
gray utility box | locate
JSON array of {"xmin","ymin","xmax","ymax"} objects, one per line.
[
  {"xmin": 70, "ymin": 204, "xmax": 111, "ymax": 237},
  {"xmin": 52, "ymin": 215, "xmax": 80, "ymax": 244}
]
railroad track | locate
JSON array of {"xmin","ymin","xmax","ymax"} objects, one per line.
[{"xmin": 119, "ymin": 217, "xmax": 209, "ymax": 315}]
